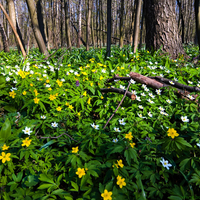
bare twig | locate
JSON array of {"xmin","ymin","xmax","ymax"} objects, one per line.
[
  {"xmin": 37, "ymin": 132, "xmax": 79, "ymax": 143},
  {"xmin": 103, "ymin": 81, "xmax": 132, "ymax": 129}
]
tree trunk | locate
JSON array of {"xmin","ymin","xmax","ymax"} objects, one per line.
[
  {"xmin": 119, "ymin": 0, "xmax": 124, "ymax": 48},
  {"xmin": 195, "ymin": 0, "xmax": 200, "ymax": 51},
  {"xmin": 86, "ymin": 0, "xmax": 91, "ymax": 51},
  {"xmin": 133, "ymin": 0, "xmax": 142, "ymax": 53},
  {"xmin": 26, "ymin": 0, "xmax": 49, "ymax": 55},
  {"xmin": 106, "ymin": 0, "xmax": 112, "ymax": 57},
  {"xmin": 77, "ymin": 0, "xmax": 82, "ymax": 48},
  {"xmin": 0, "ymin": 22, "xmax": 10, "ymax": 52},
  {"xmin": 144, "ymin": 0, "xmax": 185, "ymax": 59},
  {"xmin": 65, "ymin": 0, "xmax": 71, "ymax": 49},
  {"xmin": 60, "ymin": 0, "xmax": 64, "ymax": 47},
  {"xmin": 91, "ymin": 2, "xmax": 95, "ymax": 48}
]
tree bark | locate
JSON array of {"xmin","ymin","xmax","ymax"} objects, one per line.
[
  {"xmin": 106, "ymin": 0, "xmax": 112, "ymax": 57},
  {"xmin": 77, "ymin": 0, "xmax": 82, "ymax": 48},
  {"xmin": 65, "ymin": 0, "xmax": 71, "ymax": 49},
  {"xmin": 86, "ymin": 0, "xmax": 91, "ymax": 51},
  {"xmin": 0, "ymin": 22, "xmax": 10, "ymax": 52},
  {"xmin": 195, "ymin": 0, "xmax": 200, "ymax": 52},
  {"xmin": 144, "ymin": 0, "xmax": 185, "ymax": 59},
  {"xmin": 133, "ymin": 0, "xmax": 142, "ymax": 53},
  {"xmin": 119, "ymin": 0, "xmax": 124, "ymax": 48},
  {"xmin": 26, "ymin": 0, "xmax": 49, "ymax": 55}
]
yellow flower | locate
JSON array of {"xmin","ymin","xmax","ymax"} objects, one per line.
[
  {"xmin": 101, "ymin": 96, "xmax": 104, "ymax": 99},
  {"xmin": 56, "ymin": 79, "xmax": 63, "ymax": 87},
  {"xmin": 116, "ymin": 175, "xmax": 126, "ymax": 189},
  {"xmin": 112, "ymin": 163, "xmax": 119, "ymax": 168},
  {"xmin": 48, "ymin": 88, "xmax": 52, "ymax": 91},
  {"xmin": 34, "ymin": 97, "xmax": 40, "ymax": 104},
  {"xmin": 9, "ymin": 91, "xmax": 16, "ymax": 98},
  {"xmin": 46, "ymin": 79, "xmax": 50, "ymax": 83},
  {"xmin": 125, "ymin": 132, "xmax": 133, "ymax": 140},
  {"xmin": 68, "ymin": 64, "xmax": 71, "ymax": 67},
  {"xmin": 22, "ymin": 138, "xmax": 32, "ymax": 147},
  {"xmin": 82, "ymin": 72, "xmax": 87, "ymax": 75},
  {"xmin": 0, "ymin": 152, "xmax": 11, "ymax": 163},
  {"xmin": 123, "ymin": 54, "xmax": 125, "ymax": 57},
  {"xmin": 65, "ymin": 102, "xmax": 69, "ymax": 106},
  {"xmin": 167, "ymin": 128, "xmax": 179, "ymax": 139},
  {"xmin": 72, "ymin": 146, "xmax": 79, "ymax": 153},
  {"xmin": 90, "ymin": 82, "xmax": 93, "ymax": 87},
  {"xmin": 2, "ymin": 144, "xmax": 9, "ymax": 150},
  {"xmin": 18, "ymin": 70, "xmax": 26, "ymax": 78},
  {"xmin": 49, "ymin": 94, "xmax": 56, "ymax": 101},
  {"xmin": 56, "ymin": 93, "xmax": 59, "ymax": 96},
  {"xmin": 83, "ymin": 91, "xmax": 87, "ymax": 96},
  {"xmin": 87, "ymin": 98, "xmax": 91, "ymax": 104},
  {"xmin": 30, "ymin": 83, "xmax": 33, "ymax": 87},
  {"xmin": 100, "ymin": 76, "xmax": 104, "ymax": 80},
  {"xmin": 69, "ymin": 105, "xmax": 74, "ymax": 110},
  {"xmin": 91, "ymin": 69, "xmax": 96, "ymax": 72},
  {"xmin": 130, "ymin": 142, "xmax": 136, "ymax": 148},
  {"xmin": 121, "ymin": 67, "xmax": 124, "ymax": 70},
  {"xmin": 76, "ymin": 168, "xmax": 86, "ymax": 178},
  {"xmin": 101, "ymin": 189, "xmax": 112, "ymax": 200},
  {"xmin": 77, "ymin": 112, "xmax": 81, "ymax": 116},
  {"xmin": 117, "ymin": 159, "xmax": 124, "ymax": 168},
  {"xmin": 56, "ymin": 106, "xmax": 62, "ymax": 111},
  {"xmin": 22, "ymin": 91, "xmax": 27, "ymax": 95}
]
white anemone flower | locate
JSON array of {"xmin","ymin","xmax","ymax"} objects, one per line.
[
  {"xmin": 159, "ymin": 107, "xmax": 165, "ymax": 111},
  {"xmin": 197, "ymin": 142, "xmax": 200, "ymax": 148},
  {"xmin": 181, "ymin": 116, "xmax": 189, "ymax": 123},
  {"xmin": 188, "ymin": 81, "xmax": 193, "ymax": 85},
  {"xmin": 130, "ymin": 79, "xmax": 136, "ymax": 84},
  {"xmin": 148, "ymin": 112, "xmax": 153, "ymax": 117},
  {"xmin": 112, "ymin": 138, "xmax": 118, "ymax": 143},
  {"xmin": 41, "ymin": 115, "xmax": 46, "ymax": 119},
  {"xmin": 120, "ymin": 85, "xmax": 125, "ymax": 90},
  {"xmin": 91, "ymin": 123, "xmax": 99, "ymax": 130},
  {"xmin": 114, "ymin": 127, "xmax": 121, "ymax": 132},
  {"xmin": 169, "ymin": 81, "xmax": 175, "ymax": 85},
  {"xmin": 138, "ymin": 105, "xmax": 144, "ymax": 109},
  {"xmin": 136, "ymin": 96, "xmax": 141, "ymax": 101},
  {"xmin": 102, "ymin": 69, "xmax": 106, "ymax": 73},
  {"xmin": 141, "ymin": 92, "xmax": 146, "ymax": 96},
  {"xmin": 51, "ymin": 122, "xmax": 58, "ymax": 128},
  {"xmin": 156, "ymin": 89, "xmax": 162, "ymax": 95},
  {"xmin": 119, "ymin": 119, "xmax": 126, "ymax": 125},
  {"xmin": 137, "ymin": 113, "xmax": 146, "ymax": 118},
  {"xmin": 147, "ymin": 99, "xmax": 154, "ymax": 104},
  {"xmin": 187, "ymin": 95, "xmax": 195, "ymax": 100},
  {"xmin": 144, "ymin": 87, "xmax": 149, "ymax": 92},
  {"xmin": 160, "ymin": 158, "xmax": 172, "ymax": 170},
  {"xmin": 22, "ymin": 127, "xmax": 33, "ymax": 135},
  {"xmin": 166, "ymin": 99, "xmax": 172, "ymax": 104},
  {"xmin": 149, "ymin": 93, "xmax": 155, "ymax": 98}
]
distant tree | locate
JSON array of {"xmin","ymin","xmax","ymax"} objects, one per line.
[
  {"xmin": 195, "ymin": 0, "xmax": 200, "ymax": 51},
  {"xmin": 0, "ymin": 22, "xmax": 10, "ymax": 52},
  {"xmin": 86, "ymin": 0, "xmax": 91, "ymax": 51},
  {"xmin": 119, "ymin": 0, "xmax": 124, "ymax": 48},
  {"xmin": 77, "ymin": 0, "xmax": 82, "ymax": 48},
  {"xmin": 65, "ymin": 0, "xmax": 71, "ymax": 49},
  {"xmin": 106, "ymin": 0, "xmax": 111, "ymax": 57},
  {"xmin": 144, "ymin": 0, "xmax": 185, "ymax": 58}
]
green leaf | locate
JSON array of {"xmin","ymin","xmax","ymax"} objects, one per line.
[
  {"xmin": 3, "ymin": 105, "xmax": 17, "ymax": 112},
  {"xmin": 71, "ymin": 181, "xmax": 79, "ymax": 192},
  {"xmin": 38, "ymin": 183, "xmax": 53, "ymax": 190},
  {"xmin": 0, "ymin": 75, "xmax": 6, "ymax": 89},
  {"xmin": 39, "ymin": 174, "xmax": 54, "ymax": 184},
  {"xmin": 39, "ymin": 140, "xmax": 56, "ymax": 151},
  {"xmin": 168, "ymin": 196, "xmax": 182, "ymax": 200},
  {"xmin": 0, "ymin": 118, "xmax": 11, "ymax": 142},
  {"xmin": 51, "ymin": 189, "xmax": 68, "ymax": 195}
]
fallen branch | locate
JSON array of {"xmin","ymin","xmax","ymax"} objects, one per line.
[
  {"xmin": 103, "ymin": 81, "xmax": 132, "ymax": 129},
  {"xmin": 106, "ymin": 75, "xmax": 132, "ymax": 83}
]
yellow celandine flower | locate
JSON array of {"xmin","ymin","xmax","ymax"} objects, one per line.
[
  {"xmin": 72, "ymin": 146, "xmax": 79, "ymax": 153},
  {"xmin": 30, "ymin": 83, "xmax": 33, "ymax": 87},
  {"xmin": 167, "ymin": 128, "xmax": 179, "ymax": 139},
  {"xmin": 18, "ymin": 70, "xmax": 26, "ymax": 78},
  {"xmin": 87, "ymin": 98, "xmax": 91, "ymax": 105},
  {"xmin": 125, "ymin": 132, "xmax": 133, "ymax": 140},
  {"xmin": 116, "ymin": 175, "xmax": 126, "ymax": 189},
  {"xmin": 76, "ymin": 168, "xmax": 86, "ymax": 178},
  {"xmin": 123, "ymin": 54, "xmax": 125, "ymax": 57},
  {"xmin": 90, "ymin": 82, "xmax": 93, "ymax": 87},
  {"xmin": 77, "ymin": 112, "xmax": 81, "ymax": 116},
  {"xmin": 101, "ymin": 96, "xmax": 104, "ymax": 99},
  {"xmin": 117, "ymin": 160, "xmax": 124, "ymax": 168},
  {"xmin": 56, "ymin": 106, "xmax": 62, "ymax": 111},
  {"xmin": 68, "ymin": 64, "xmax": 71, "ymax": 67},
  {"xmin": 91, "ymin": 69, "xmax": 96, "ymax": 72},
  {"xmin": 121, "ymin": 67, "xmax": 124, "ymax": 70},
  {"xmin": 83, "ymin": 91, "xmax": 87, "ymax": 96},
  {"xmin": 22, "ymin": 91, "xmax": 27, "ymax": 95},
  {"xmin": 82, "ymin": 72, "xmax": 87, "ymax": 75},
  {"xmin": 34, "ymin": 97, "xmax": 40, "ymax": 104},
  {"xmin": 2, "ymin": 144, "xmax": 9, "ymax": 150},
  {"xmin": 56, "ymin": 79, "xmax": 63, "ymax": 87},
  {"xmin": 46, "ymin": 79, "xmax": 50, "ymax": 83},
  {"xmin": 103, "ymin": 65, "xmax": 107, "ymax": 68},
  {"xmin": 130, "ymin": 142, "xmax": 136, "ymax": 148},
  {"xmin": 49, "ymin": 94, "xmax": 56, "ymax": 101},
  {"xmin": 0, "ymin": 152, "xmax": 11, "ymax": 163},
  {"xmin": 101, "ymin": 189, "xmax": 112, "ymax": 200},
  {"xmin": 9, "ymin": 91, "xmax": 16, "ymax": 98},
  {"xmin": 65, "ymin": 102, "xmax": 69, "ymax": 106},
  {"xmin": 69, "ymin": 105, "xmax": 74, "ymax": 110},
  {"xmin": 79, "ymin": 67, "xmax": 83, "ymax": 70},
  {"xmin": 48, "ymin": 88, "xmax": 52, "ymax": 91},
  {"xmin": 22, "ymin": 138, "xmax": 32, "ymax": 147},
  {"xmin": 100, "ymin": 76, "xmax": 104, "ymax": 80},
  {"xmin": 112, "ymin": 163, "xmax": 119, "ymax": 168},
  {"xmin": 56, "ymin": 93, "xmax": 59, "ymax": 96},
  {"xmin": 86, "ymin": 78, "xmax": 88, "ymax": 81}
]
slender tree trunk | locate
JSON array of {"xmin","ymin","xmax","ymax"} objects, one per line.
[
  {"xmin": 91, "ymin": 3, "xmax": 95, "ymax": 48},
  {"xmin": 65, "ymin": 0, "xmax": 71, "ymax": 48},
  {"xmin": 86, "ymin": 0, "xmax": 91, "ymax": 50},
  {"xmin": 0, "ymin": 22, "xmax": 10, "ymax": 52},
  {"xmin": 61, "ymin": 0, "xmax": 64, "ymax": 47},
  {"xmin": 96, "ymin": 0, "xmax": 99, "ymax": 47},
  {"xmin": 77, "ymin": 0, "xmax": 82, "ymax": 48},
  {"xmin": 133, "ymin": 0, "xmax": 142, "ymax": 53},
  {"xmin": 26, "ymin": 0, "xmax": 49, "ymax": 55},
  {"xmin": 106, "ymin": 0, "xmax": 112, "ymax": 57},
  {"xmin": 119, "ymin": 0, "xmax": 124, "ymax": 48},
  {"xmin": 195, "ymin": 0, "xmax": 200, "ymax": 51}
]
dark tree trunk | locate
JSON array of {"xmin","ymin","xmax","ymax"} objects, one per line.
[
  {"xmin": 144, "ymin": 0, "xmax": 185, "ymax": 59},
  {"xmin": 0, "ymin": 22, "xmax": 10, "ymax": 52},
  {"xmin": 106, "ymin": 0, "xmax": 111, "ymax": 57},
  {"xmin": 195, "ymin": 0, "xmax": 200, "ymax": 51}
]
